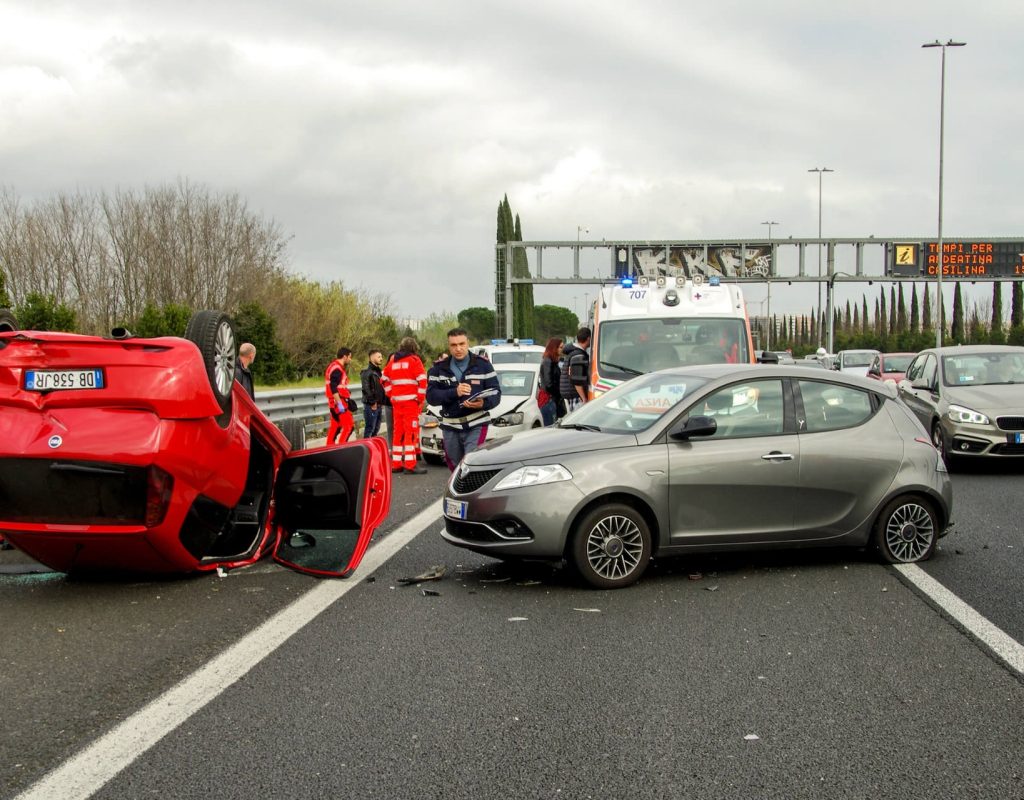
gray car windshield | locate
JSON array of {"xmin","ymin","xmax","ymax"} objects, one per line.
[
  {"xmin": 561, "ymin": 372, "xmax": 710, "ymax": 433},
  {"xmin": 943, "ymin": 352, "xmax": 1024, "ymax": 386}
]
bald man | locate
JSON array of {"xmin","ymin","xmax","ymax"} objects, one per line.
[{"xmin": 235, "ymin": 342, "xmax": 256, "ymax": 399}]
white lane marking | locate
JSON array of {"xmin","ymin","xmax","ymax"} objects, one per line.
[
  {"xmin": 895, "ymin": 563, "xmax": 1024, "ymax": 675},
  {"xmin": 16, "ymin": 504, "xmax": 443, "ymax": 800}
]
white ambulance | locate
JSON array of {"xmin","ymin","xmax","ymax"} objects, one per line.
[{"xmin": 587, "ymin": 274, "xmax": 755, "ymax": 399}]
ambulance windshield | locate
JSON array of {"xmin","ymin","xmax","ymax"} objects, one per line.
[{"xmin": 597, "ymin": 318, "xmax": 748, "ymax": 379}]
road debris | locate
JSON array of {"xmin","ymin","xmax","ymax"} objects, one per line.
[
  {"xmin": 507, "ymin": 616, "xmax": 528, "ymax": 622},
  {"xmin": 421, "ymin": 588, "xmax": 440, "ymax": 597},
  {"xmin": 744, "ymin": 734, "xmax": 760, "ymax": 741},
  {"xmin": 573, "ymin": 608, "xmax": 601, "ymax": 613},
  {"xmin": 397, "ymin": 565, "xmax": 446, "ymax": 585}
]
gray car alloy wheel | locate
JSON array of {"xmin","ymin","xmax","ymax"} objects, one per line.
[
  {"xmin": 212, "ymin": 320, "xmax": 236, "ymax": 397},
  {"xmin": 875, "ymin": 496, "xmax": 937, "ymax": 563},
  {"xmin": 571, "ymin": 503, "xmax": 652, "ymax": 589},
  {"xmin": 184, "ymin": 310, "xmax": 237, "ymax": 416}
]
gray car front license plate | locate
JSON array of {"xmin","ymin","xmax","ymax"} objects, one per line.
[{"xmin": 444, "ymin": 498, "xmax": 467, "ymax": 519}]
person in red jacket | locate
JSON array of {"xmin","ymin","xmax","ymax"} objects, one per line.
[
  {"xmin": 381, "ymin": 337, "xmax": 427, "ymax": 474},
  {"xmin": 324, "ymin": 347, "xmax": 355, "ymax": 444}
]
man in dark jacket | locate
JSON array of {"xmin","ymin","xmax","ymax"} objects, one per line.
[
  {"xmin": 426, "ymin": 328, "xmax": 501, "ymax": 471},
  {"xmin": 234, "ymin": 342, "xmax": 256, "ymax": 399},
  {"xmin": 360, "ymin": 349, "xmax": 386, "ymax": 438},
  {"xmin": 558, "ymin": 327, "xmax": 591, "ymax": 409}
]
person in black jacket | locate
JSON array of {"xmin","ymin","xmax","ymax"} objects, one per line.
[
  {"xmin": 559, "ymin": 327, "xmax": 591, "ymax": 410},
  {"xmin": 426, "ymin": 328, "xmax": 501, "ymax": 470},
  {"xmin": 360, "ymin": 349, "xmax": 386, "ymax": 438},
  {"xmin": 234, "ymin": 342, "xmax": 256, "ymax": 399},
  {"xmin": 538, "ymin": 337, "xmax": 563, "ymax": 425}
]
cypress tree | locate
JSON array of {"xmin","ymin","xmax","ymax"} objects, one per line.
[
  {"xmin": 844, "ymin": 300, "xmax": 852, "ymax": 335},
  {"xmin": 853, "ymin": 304, "xmax": 860, "ymax": 333},
  {"xmin": 888, "ymin": 286, "xmax": 897, "ymax": 335},
  {"xmin": 910, "ymin": 284, "xmax": 920, "ymax": 333},
  {"xmin": 862, "ymin": 296, "xmax": 869, "ymax": 335},
  {"xmin": 897, "ymin": 284, "xmax": 908, "ymax": 333},
  {"xmin": 878, "ymin": 288, "xmax": 887, "ymax": 337},
  {"xmin": 922, "ymin": 287, "xmax": 932, "ymax": 332},
  {"xmin": 950, "ymin": 283, "xmax": 964, "ymax": 343},
  {"xmin": 512, "ymin": 213, "xmax": 535, "ymax": 339},
  {"xmin": 1012, "ymin": 282, "xmax": 1024, "ymax": 329},
  {"xmin": 495, "ymin": 199, "xmax": 509, "ymax": 336},
  {"xmin": 991, "ymin": 282, "xmax": 1005, "ymax": 344}
]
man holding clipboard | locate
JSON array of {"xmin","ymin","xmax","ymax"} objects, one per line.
[{"xmin": 426, "ymin": 328, "xmax": 502, "ymax": 471}]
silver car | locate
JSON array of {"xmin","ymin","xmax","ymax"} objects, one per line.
[
  {"xmin": 441, "ymin": 365, "xmax": 953, "ymax": 589},
  {"xmin": 898, "ymin": 345, "xmax": 1024, "ymax": 463}
]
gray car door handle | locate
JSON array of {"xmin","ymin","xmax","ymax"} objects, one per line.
[{"xmin": 761, "ymin": 452, "xmax": 794, "ymax": 461}]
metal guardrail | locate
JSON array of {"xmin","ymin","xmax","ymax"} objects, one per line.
[{"xmin": 255, "ymin": 385, "xmax": 367, "ymax": 438}]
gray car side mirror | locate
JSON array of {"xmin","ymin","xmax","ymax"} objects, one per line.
[{"xmin": 670, "ymin": 415, "xmax": 717, "ymax": 440}]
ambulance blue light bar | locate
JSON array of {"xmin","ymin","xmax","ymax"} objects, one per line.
[
  {"xmin": 620, "ymin": 276, "xmax": 634, "ymax": 288},
  {"xmin": 709, "ymin": 276, "xmax": 721, "ymax": 286}
]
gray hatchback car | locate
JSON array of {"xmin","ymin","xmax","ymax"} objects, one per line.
[{"xmin": 441, "ymin": 365, "xmax": 953, "ymax": 588}]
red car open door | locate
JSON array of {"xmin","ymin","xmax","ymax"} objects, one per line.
[{"xmin": 271, "ymin": 437, "xmax": 391, "ymax": 578}]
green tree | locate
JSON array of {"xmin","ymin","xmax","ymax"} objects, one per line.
[
  {"xmin": 16, "ymin": 292, "xmax": 76, "ymax": 331},
  {"xmin": 990, "ymin": 282, "xmax": 1005, "ymax": 344},
  {"xmin": 878, "ymin": 288, "xmax": 887, "ymax": 338},
  {"xmin": 234, "ymin": 301, "xmax": 292, "ymax": 384},
  {"xmin": 922, "ymin": 287, "xmax": 932, "ymax": 332},
  {"xmin": 457, "ymin": 307, "xmax": 496, "ymax": 343},
  {"xmin": 910, "ymin": 285, "xmax": 920, "ymax": 333},
  {"xmin": 416, "ymin": 311, "xmax": 460, "ymax": 361},
  {"xmin": 130, "ymin": 302, "xmax": 193, "ymax": 338},
  {"xmin": 371, "ymin": 315, "xmax": 402, "ymax": 357},
  {"xmin": 1012, "ymin": 282, "xmax": 1023, "ymax": 329},
  {"xmin": 861, "ymin": 296, "xmax": 869, "ymax": 334},
  {"xmin": 510, "ymin": 209, "xmax": 535, "ymax": 339},
  {"xmin": 897, "ymin": 284, "xmax": 908, "ymax": 333},
  {"xmin": 950, "ymin": 283, "xmax": 964, "ymax": 343},
  {"xmin": 533, "ymin": 304, "xmax": 578, "ymax": 342},
  {"xmin": 0, "ymin": 265, "xmax": 10, "ymax": 308}
]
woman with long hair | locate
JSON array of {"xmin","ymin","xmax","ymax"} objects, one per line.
[{"xmin": 539, "ymin": 337, "xmax": 563, "ymax": 426}]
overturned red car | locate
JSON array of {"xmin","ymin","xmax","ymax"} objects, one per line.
[{"xmin": 0, "ymin": 310, "xmax": 391, "ymax": 576}]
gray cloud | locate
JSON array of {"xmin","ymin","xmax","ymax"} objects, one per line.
[{"xmin": 1, "ymin": 0, "xmax": 1021, "ymax": 322}]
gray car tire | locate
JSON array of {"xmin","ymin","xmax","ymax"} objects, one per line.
[
  {"xmin": 278, "ymin": 417, "xmax": 306, "ymax": 451},
  {"xmin": 570, "ymin": 503, "xmax": 652, "ymax": 589},
  {"xmin": 0, "ymin": 308, "xmax": 16, "ymax": 332},
  {"xmin": 931, "ymin": 420, "xmax": 955, "ymax": 468},
  {"xmin": 184, "ymin": 311, "xmax": 236, "ymax": 417},
  {"xmin": 873, "ymin": 494, "xmax": 938, "ymax": 564}
]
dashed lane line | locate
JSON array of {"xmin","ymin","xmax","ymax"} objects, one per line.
[{"xmin": 15, "ymin": 504, "xmax": 443, "ymax": 800}]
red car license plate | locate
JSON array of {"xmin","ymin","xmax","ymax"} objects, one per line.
[{"xmin": 25, "ymin": 369, "xmax": 104, "ymax": 391}]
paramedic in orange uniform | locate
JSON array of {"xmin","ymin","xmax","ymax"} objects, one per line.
[{"xmin": 381, "ymin": 337, "xmax": 427, "ymax": 474}]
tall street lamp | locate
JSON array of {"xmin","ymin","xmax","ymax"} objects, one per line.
[
  {"xmin": 923, "ymin": 39, "xmax": 966, "ymax": 349},
  {"xmin": 761, "ymin": 220, "xmax": 779, "ymax": 350},
  {"xmin": 577, "ymin": 225, "xmax": 588, "ymax": 244},
  {"xmin": 808, "ymin": 167, "xmax": 834, "ymax": 348}
]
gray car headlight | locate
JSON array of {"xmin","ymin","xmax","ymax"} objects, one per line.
[
  {"xmin": 947, "ymin": 404, "xmax": 989, "ymax": 425},
  {"xmin": 494, "ymin": 412, "xmax": 525, "ymax": 427},
  {"xmin": 494, "ymin": 464, "xmax": 572, "ymax": 490}
]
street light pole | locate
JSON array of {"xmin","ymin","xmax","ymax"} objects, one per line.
[
  {"xmin": 808, "ymin": 167, "xmax": 834, "ymax": 348},
  {"xmin": 761, "ymin": 221, "xmax": 779, "ymax": 350},
  {"xmin": 923, "ymin": 39, "xmax": 966, "ymax": 349}
]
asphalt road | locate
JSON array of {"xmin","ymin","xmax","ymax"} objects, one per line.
[{"xmin": 2, "ymin": 459, "xmax": 1023, "ymax": 799}]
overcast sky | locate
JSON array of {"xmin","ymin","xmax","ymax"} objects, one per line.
[{"xmin": 2, "ymin": 0, "xmax": 1021, "ymax": 326}]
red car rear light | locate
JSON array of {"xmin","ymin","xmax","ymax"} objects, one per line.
[{"xmin": 145, "ymin": 466, "xmax": 174, "ymax": 527}]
